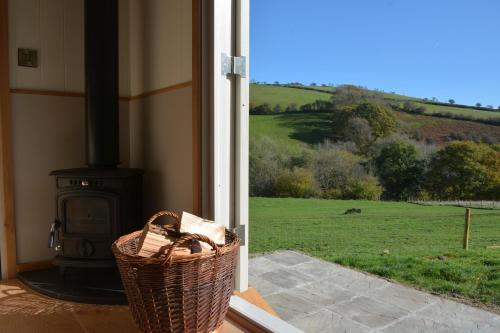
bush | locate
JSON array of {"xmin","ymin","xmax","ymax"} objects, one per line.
[
  {"xmin": 249, "ymin": 136, "xmax": 287, "ymax": 196},
  {"xmin": 273, "ymin": 168, "xmax": 316, "ymax": 198},
  {"xmin": 313, "ymin": 143, "xmax": 361, "ymax": 191},
  {"xmin": 312, "ymin": 141, "xmax": 381, "ymax": 199},
  {"xmin": 401, "ymin": 101, "xmax": 426, "ymax": 114},
  {"xmin": 342, "ymin": 176, "xmax": 383, "ymax": 200}
]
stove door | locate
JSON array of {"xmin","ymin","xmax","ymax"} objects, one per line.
[{"xmin": 58, "ymin": 191, "xmax": 118, "ymax": 259}]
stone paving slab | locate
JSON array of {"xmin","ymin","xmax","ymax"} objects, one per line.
[
  {"xmin": 289, "ymin": 309, "xmax": 371, "ymax": 333},
  {"xmin": 249, "ymin": 251, "xmax": 500, "ymax": 333},
  {"xmin": 329, "ymin": 296, "xmax": 409, "ymax": 329}
]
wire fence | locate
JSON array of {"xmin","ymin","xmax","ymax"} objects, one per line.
[{"xmin": 409, "ymin": 200, "xmax": 500, "ymax": 210}]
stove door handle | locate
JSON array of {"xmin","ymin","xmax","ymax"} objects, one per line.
[
  {"xmin": 48, "ymin": 219, "xmax": 61, "ymax": 249},
  {"xmin": 48, "ymin": 223, "xmax": 55, "ymax": 248}
]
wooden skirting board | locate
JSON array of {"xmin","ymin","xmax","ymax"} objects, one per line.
[{"xmin": 16, "ymin": 260, "xmax": 55, "ymax": 273}]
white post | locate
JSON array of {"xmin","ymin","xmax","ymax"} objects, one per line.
[
  {"xmin": 234, "ymin": 0, "xmax": 249, "ymax": 292},
  {"xmin": 212, "ymin": 0, "xmax": 234, "ymax": 230}
]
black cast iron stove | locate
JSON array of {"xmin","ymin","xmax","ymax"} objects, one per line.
[{"xmin": 18, "ymin": 0, "xmax": 142, "ymax": 304}]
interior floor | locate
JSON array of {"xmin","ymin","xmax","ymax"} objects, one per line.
[{"xmin": 0, "ymin": 279, "xmax": 247, "ymax": 333}]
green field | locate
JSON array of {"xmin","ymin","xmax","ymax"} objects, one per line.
[
  {"xmin": 250, "ymin": 197, "xmax": 500, "ymax": 309},
  {"xmin": 250, "ymin": 84, "xmax": 331, "ymax": 108},
  {"xmin": 250, "ymin": 84, "xmax": 500, "ymax": 121},
  {"xmin": 250, "ymin": 112, "xmax": 331, "ymax": 151},
  {"xmin": 414, "ymin": 102, "xmax": 500, "ymax": 120}
]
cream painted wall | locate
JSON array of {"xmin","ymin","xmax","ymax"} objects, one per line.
[
  {"xmin": 11, "ymin": 94, "xmax": 85, "ymax": 262},
  {"xmin": 8, "ymin": 0, "xmax": 85, "ymax": 92},
  {"xmin": 128, "ymin": 0, "xmax": 192, "ymax": 96},
  {"xmin": 129, "ymin": 87, "xmax": 194, "ymax": 217},
  {"xmin": 10, "ymin": 94, "xmax": 131, "ymax": 263},
  {"xmin": 9, "ymin": 0, "xmax": 192, "ymax": 96},
  {"xmin": 8, "ymin": 0, "xmax": 194, "ymax": 263}
]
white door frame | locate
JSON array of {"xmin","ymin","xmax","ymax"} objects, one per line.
[{"xmin": 210, "ymin": 0, "xmax": 249, "ymax": 292}]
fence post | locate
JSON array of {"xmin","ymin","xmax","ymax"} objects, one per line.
[{"xmin": 463, "ymin": 208, "xmax": 471, "ymax": 250}]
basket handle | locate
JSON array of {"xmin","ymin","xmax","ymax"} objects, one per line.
[
  {"xmin": 163, "ymin": 233, "xmax": 221, "ymax": 264},
  {"xmin": 145, "ymin": 210, "xmax": 180, "ymax": 232}
]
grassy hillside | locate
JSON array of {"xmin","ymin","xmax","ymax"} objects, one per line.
[
  {"xmin": 250, "ymin": 112, "xmax": 332, "ymax": 150},
  {"xmin": 250, "ymin": 197, "xmax": 500, "ymax": 310},
  {"xmin": 250, "ymin": 110, "xmax": 500, "ymax": 146},
  {"xmin": 250, "ymin": 84, "xmax": 500, "ymax": 121},
  {"xmin": 414, "ymin": 102, "xmax": 500, "ymax": 120},
  {"xmin": 250, "ymin": 84, "xmax": 331, "ymax": 108}
]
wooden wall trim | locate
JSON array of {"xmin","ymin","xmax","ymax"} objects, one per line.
[
  {"xmin": 9, "ymin": 88, "xmax": 85, "ymax": 98},
  {"xmin": 192, "ymin": 0, "xmax": 202, "ymax": 215},
  {"xmin": 9, "ymin": 81, "xmax": 193, "ymax": 101},
  {"xmin": 0, "ymin": 0, "xmax": 18, "ymax": 280},
  {"xmin": 125, "ymin": 81, "xmax": 193, "ymax": 101}
]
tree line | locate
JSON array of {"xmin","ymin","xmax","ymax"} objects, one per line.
[{"xmin": 250, "ymin": 85, "xmax": 500, "ymax": 201}]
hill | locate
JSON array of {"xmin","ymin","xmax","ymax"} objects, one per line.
[
  {"xmin": 250, "ymin": 110, "xmax": 500, "ymax": 147},
  {"xmin": 250, "ymin": 84, "xmax": 331, "ymax": 108},
  {"xmin": 250, "ymin": 84, "xmax": 500, "ymax": 122}
]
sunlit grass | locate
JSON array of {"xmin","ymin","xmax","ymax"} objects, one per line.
[{"xmin": 250, "ymin": 197, "xmax": 500, "ymax": 308}]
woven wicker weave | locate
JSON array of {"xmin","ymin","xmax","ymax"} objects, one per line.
[{"xmin": 112, "ymin": 211, "xmax": 240, "ymax": 333}]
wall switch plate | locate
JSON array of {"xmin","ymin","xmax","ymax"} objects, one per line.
[{"xmin": 18, "ymin": 48, "xmax": 38, "ymax": 68}]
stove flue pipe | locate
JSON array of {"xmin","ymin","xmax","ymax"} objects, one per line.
[{"xmin": 84, "ymin": 0, "xmax": 119, "ymax": 168}]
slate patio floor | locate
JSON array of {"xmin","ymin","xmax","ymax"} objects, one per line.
[{"xmin": 249, "ymin": 251, "xmax": 500, "ymax": 333}]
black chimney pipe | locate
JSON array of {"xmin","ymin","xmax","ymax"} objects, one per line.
[{"xmin": 84, "ymin": 0, "xmax": 119, "ymax": 168}]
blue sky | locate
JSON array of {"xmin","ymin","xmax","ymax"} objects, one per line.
[{"xmin": 250, "ymin": 0, "xmax": 500, "ymax": 107}]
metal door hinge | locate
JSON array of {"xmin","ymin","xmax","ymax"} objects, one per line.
[
  {"xmin": 233, "ymin": 225, "xmax": 246, "ymax": 246},
  {"xmin": 221, "ymin": 53, "xmax": 246, "ymax": 77}
]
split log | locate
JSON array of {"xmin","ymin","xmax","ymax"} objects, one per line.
[
  {"xmin": 136, "ymin": 223, "xmax": 176, "ymax": 257},
  {"xmin": 180, "ymin": 211, "xmax": 226, "ymax": 246}
]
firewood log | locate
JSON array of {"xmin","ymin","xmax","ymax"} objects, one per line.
[
  {"xmin": 180, "ymin": 212, "xmax": 226, "ymax": 246},
  {"xmin": 136, "ymin": 223, "xmax": 176, "ymax": 257}
]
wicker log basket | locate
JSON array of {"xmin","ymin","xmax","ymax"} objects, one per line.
[{"xmin": 112, "ymin": 211, "xmax": 240, "ymax": 333}]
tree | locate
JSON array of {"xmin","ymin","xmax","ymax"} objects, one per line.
[
  {"xmin": 431, "ymin": 97, "xmax": 438, "ymax": 102},
  {"xmin": 285, "ymin": 103, "xmax": 298, "ymax": 112},
  {"xmin": 311, "ymin": 82, "xmax": 317, "ymax": 86},
  {"xmin": 273, "ymin": 81, "xmax": 280, "ymax": 85},
  {"xmin": 330, "ymin": 85, "xmax": 368, "ymax": 109},
  {"xmin": 351, "ymin": 102, "xmax": 397, "ymax": 139},
  {"xmin": 448, "ymin": 99, "xmax": 455, "ymax": 104},
  {"xmin": 332, "ymin": 102, "xmax": 397, "ymax": 141},
  {"xmin": 486, "ymin": 105, "xmax": 494, "ymax": 109},
  {"xmin": 375, "ymin": 141, "xmax": 425, "ymax": 200},
  {"xmin": 273, "ymin": 104, "xmax": 282, "ymax": 113},
  {"xmin": 476, "ymin": 102, "xmax": 482, "ymax": 107},
  {"xmin": 426, "ymin": 141, "xmax": 499, "ymax": 200},
  {"xmin": 342, "ymin": 117, "xmax": 373, "ymax": 151},
  {"xmin": 251, "ymin": 103, "xmax": 272, "ymax": 114}
]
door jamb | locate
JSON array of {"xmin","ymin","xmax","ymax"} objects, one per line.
[{"xmin": 0, "ymin": 0, "xmax": 18, "ymax": 280}]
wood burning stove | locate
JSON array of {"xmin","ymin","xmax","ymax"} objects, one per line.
[
  {"xmin": 18, "ymin": 0, "xmax": 142, "ymax": 304},
  {"xmin": 48, "ymin": 0, "xmax": 143, "ymax": 270},
  {"xmin": 49, "ymin": 168, "xmax": 142, "ymax": 270}
]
